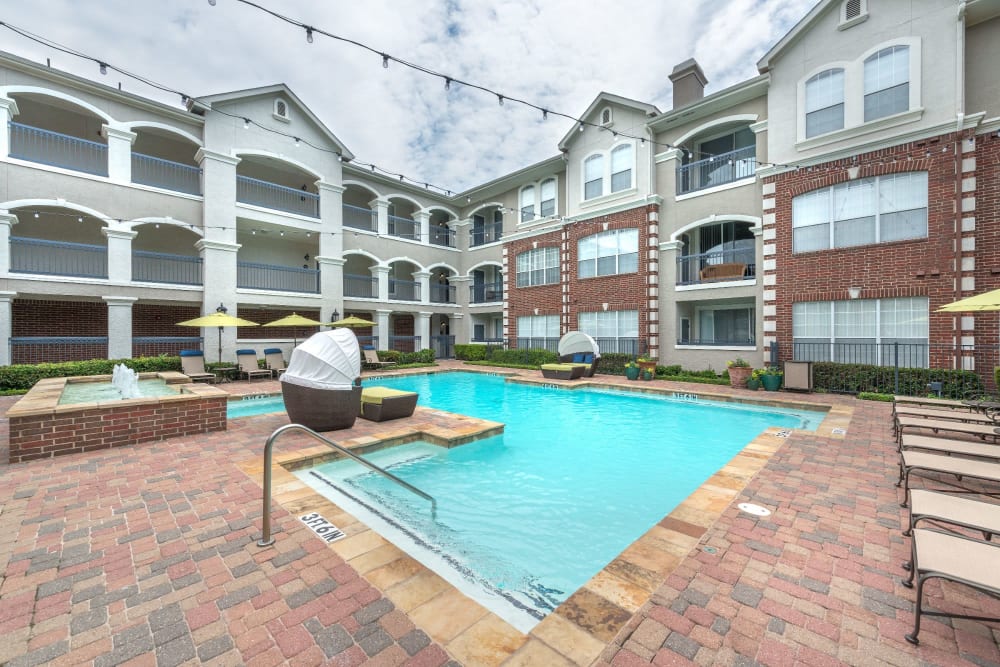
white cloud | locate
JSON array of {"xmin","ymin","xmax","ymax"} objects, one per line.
[{"xmin": 0, "ymin": 0, "xmax": 813, "ymax": 192}]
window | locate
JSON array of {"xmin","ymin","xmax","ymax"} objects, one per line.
[
  {"xmin": 792, "ymin": 171, "xmax": 927, "ymax": 252},
  {"xmin": 600, "ymin": 107, "xmax": 612, "ymax": 125},
  {"xmin": 517, "ymin": 315, "xmax": 559, "ymax": 344},
  {"xmin": 578, "ymin": 229, "xmax": 639, "ymax": 278},
  {"xmin": 520, "ymin": 186, "xmax": 535, "ymax": 222},
  {"xmin": 805, "ymin": 69, "xmax": 845, "ymax": 138},
  {"xmin": 611, "ymin": 145, "xmax": 632, "ymax": 192},
  {"xmin": 793, "ymin": 297, "xmax": 929, "ymax": 366},
  {"xmin": 696, "ymin": 307, "xmax": 755, "ymax": 346},
  {"xmin": 515, "ymin": 247, "xmax": 559, "ymax": 287},
  {"xmin": 584, "ymin": 155, "xmax": 603, "ymax": 200},
  {"xmin": 864, "ymin": 46, "xmax": 909, "ymax": 121},
  {"xmin": 273, "ymin": 99, "xmax": 290, "ymax": 121},
  {"xmin": 579, "ymin": 310, "xmax": 638, "ymax": 354},
  {"xmin": 540, "ymin": 178, "xmax": 556, "ymax": 217}
]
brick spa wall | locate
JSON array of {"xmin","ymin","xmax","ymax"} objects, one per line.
[
  {"xmin": 765, "ymin": 132, "xmax": 972, "ymax": 364},
  {"xmin": 7, "ymin": 378, "xmax": 228, "ymax": 463}
]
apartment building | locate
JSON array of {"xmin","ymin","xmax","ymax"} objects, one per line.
[{"xmin": 1, "ymin": 0, "xmax": 998, "ymax": 375}]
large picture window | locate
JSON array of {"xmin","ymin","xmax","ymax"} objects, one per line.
[
  {"xmin": 864, "ymin": 45, "xmax": 909, "ymax": 121},
  {"xmin": 515, "ymin": 247, "xmax": 559, "ymax": 287},
  {"xmin": 792, "ymin": 296, "xmax": 928, "ymax": 366},
  {"xmin": 579, "ymin": 310, "xmax": 639, "ymax": 355},
  {"xmin": 578, "ymin": 229, "xmax": 639, "ymax": 278},
  {"xmin": 792, "ymin": 171, "xmax": 927, "ymax": 253},
  {"xmin": 805, "ymin": 69, "xmax": 844, "ymax": 138},
  {"xmin": 517, "ymin": 315, "xmax": 559, "ymax": 350}
]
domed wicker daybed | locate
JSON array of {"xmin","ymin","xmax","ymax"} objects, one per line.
[{"xmin": 280, "ymin": 329, "xmax": 362, "ymax": 431}]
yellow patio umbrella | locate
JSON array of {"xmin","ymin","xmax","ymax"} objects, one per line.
[
  {"xmin": 261, "ymin": 312, "xmax": 323, "ymax": 347},
  {"xmin": 936, "ymin": 288, "xmax": 1000, "ymax": 312},
  {"xmin": 326, "ymin": 315, "xmax": 377, "ymax": 328},
  {"xmin": 177, "ymin": 307, "xmax": 259, "ymax": 362}
]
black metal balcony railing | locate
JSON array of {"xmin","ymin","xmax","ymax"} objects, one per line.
[
  {"xmin": 429, "ymin": 225, "xmax": 455, "ymax": 248},
  {"xmin": 342, "ymin": 204, "xmax": 376, "ymax": 232},
  {"xmin": 132, "ymin": 250, "xmax": 203, "ymax": 285},
  {"xmin": 676, "ymin": 145, "xmax": 756, "ymax": 195},
  {"xmin": 470, "ymin": 222, "xmax": 503, "ymax": 247},
  {"xmin": 10, "ymin": 237, "xmax": 107, "ymax": 278},
  {"xmin": 237, "ymin": 261, "xmax": 319, "ymax": 293},
  {"xmin": 344, "ymin": 273, "xmax": 377, "ymax": 298},
  {"xmin": 591, "ymin": 337, "xmax": 640, "ymax": 356},
  {"xmin": 8, "ymin": 122, "xmax": 108, "ymax": 176},
  {"xmin": 429, "ymin": 283, "xmax": 457, "ymax": 304},
  {"xmin": 677, "ymin": 248, "xmax": 756, "ymax": 286},
  {"xmin": 131, "ymin": 153, "xmax": 202, "ymax": 195},
  {"xmin": 470, "ymin": 283, "xmax": 503, "ymax": 304},
  {"xmin": 388, "ymin": 335, "xmax": 421, "ymax": 353},
  {"xmin": 677, "ymin": 337, "xmax": 756, "ymax": 347},
  {"xmin": 388, "ymin": 215, "xmax": 419, "ymax": 241},
  {"xmin": 236, "ymin": 175, "xmax": 320, "ymax": 218},
  {"xmin": 513, "ymin": 337, "xmax": 560, "ymax": 352},
  {"xmin": 388, "ymin": 278, "xmax": 420, "ymax": 301}
]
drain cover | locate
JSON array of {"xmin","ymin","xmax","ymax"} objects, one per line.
[{"xmin": 737, "ymin": 503, "xmax": 772, "ymax": 517}]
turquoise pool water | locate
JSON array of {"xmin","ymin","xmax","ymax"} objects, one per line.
[{"xmin": 286, "ymin": 372, "xmax": 825, "ymax": 631}]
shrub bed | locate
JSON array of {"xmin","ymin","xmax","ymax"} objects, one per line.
[
  {"xmin": 812, "ymin": 362, "xmax": 984, "ymax": 398},
  {"xmin": 454, "ymin": 344, "xmax": 488, "ymax": 361},
  {"xmin": 0, "ymin": 356, "xmax": 183, "ymax": 392}
]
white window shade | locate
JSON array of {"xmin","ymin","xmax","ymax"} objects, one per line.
[
  {"xmin": 880, "ymin": 297, "xmax": 929, "ymax": 338},
  {"xmin": 584, "ymin": 155, "xmax": 604, "ymax": 199},
  {"xmin": 611, "ymin": 145, "xmax": 632, "ymax": 192},
  {"xmin": 793, "ymin": 302, "xmax": 832, "ymax": 339},
  {"xmin": 865, "ymin": 46, "xmax": 909, "ymax": 93},
  {"xmin": 834, "ymin": 300, "xmax": 876, "ymax": 338}
]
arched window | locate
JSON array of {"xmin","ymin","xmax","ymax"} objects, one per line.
[
  {"xmin": 864, "ymin": 46, "xmax": 909, "ymax": 121},
  {"xmin": 273, "ymin": 99, "xmax": 290, "ymax": 121},
  {"xmin": 610, "ymin": 145, "xmax": 633, "ymax": 193},
  {"xmin": 805, "ymin": 69, "xmax": 844, "ymax": 138},
  {"xmin": 520, "ymin": 186, "xmax": 535, "ymax": 222},
  {"xmin": 540, "ymin": 178, "xmax": 556, "ymax": 217},
  {"xmin": 600, "ymin": 107, "xmax": 612, "ymax": 125},
  {"xmin": 584, "ymin": 155, "xmax": 603, "ymax": 200}
]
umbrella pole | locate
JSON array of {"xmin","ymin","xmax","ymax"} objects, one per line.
[{"xmin": 217, "ymin": 325, "xmax": 223, "ymax": 364}]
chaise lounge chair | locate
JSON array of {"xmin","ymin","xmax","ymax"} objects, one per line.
[
  {"xmin": 897, "ymin": 433, "xmax": 1000, "ymax": 484},
  {"xmin": 540, "ymin": 363, "xmax": 586, "ymax": 380},
  {"xmin": 264, "ymin": 348, "xmax": 286, "ymax": 378},
  {"xmin": 903, "ymin": 489, "xmax": 1000, "ymax": 540},
  {"xmin": 898, "ymin": 450, "xmax": 1000, "ymax": 508},
  {"xmin": 894, "ymin": 415, "xmax": 1000, "ymax": 448},
  {"xmin": 362, "ymin": 346, "xmax": 396, "ymax": 370},
  {"xmin": 360, "ymin": 387, "xmax": 418, "ymax": 422},
  {"xmin": 236, "ymin": 349, "xmax": 273, "ymax": 381},
  {"xmin": 179, "ymin": 350, "xmax": 217, "ymax": 383},
  {"xmin": 556, "ymin": 331, "xmax": 602, "ymax": 377}
]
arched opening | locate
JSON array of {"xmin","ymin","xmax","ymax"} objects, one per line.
[
  {"xmin": 676, "ymin": 220, "xmax": 756, "ymax": 286},
  {"xmin": 388, "ymin": 260, "xmax": 420, "ymax": 301},
  {"xmin": 10, "ymin": 205, "xmax": 108, "ymax": 279},
  {"xmin": 344, "ymin": 253, "xmax": 378, "ymax": 298},
  {"xmin": 8, "ymin": 92, "xmax": 109, "ymax": 176},
  {"xmin": 342, "ymin": 184, "xmax": 378, "ymax": 232},
  {"xmin": 469, "ymin": 263, "xmax": 503, "ymax": 304},
  {"xmin": 132, "ymin": 222, "xmax": 203, "ymax": 285},
  {"xmin": 676, "ymin": 121, "xmax": 756, "ymax": 195},
  {"xmin": 236, "ymin": 221, "xmax": 319, "ymax": 294},
  {"xmin": 386, "ymin": 197, "xmax": 419, "ymax": 241},
  {"xmin": 429, "ymin": 266, "xmax": 456, "ymax": 304},
  {"xmin": 428, "ymin": 209, "xmax": 456, "ymax": 248},
  {"xmin": 236, "ymin": 154, "xmax": 320, "ymax": 218},
  {"xmin": 131, "ymin": 127, "xmax": 201, "ymax": 195},
  {"xmin": 470, "ymin": 205, "xmax": 504, "ymax": 247}
]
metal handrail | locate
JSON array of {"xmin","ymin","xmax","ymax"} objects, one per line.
[{"xmin": 258, "ymin": 423, "xmax": 437, "ymax": 546}]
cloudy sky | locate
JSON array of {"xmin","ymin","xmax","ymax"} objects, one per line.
[{"xmin": 1, "ymin": 0, "xmax": 816, "ymax": 193}]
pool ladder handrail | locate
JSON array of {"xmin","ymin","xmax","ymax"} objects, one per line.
[{"xmin": 257, "ymin": 423, "xmax": 437, "ymax": 547}]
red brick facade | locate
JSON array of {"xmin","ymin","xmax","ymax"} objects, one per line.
[
  {"xmin": 765, "ymin": 132, "xmax": 976, "ymax": 365},
  {"xmin": 505, "ymin": 204, "xmax": 658, "ymax": 354}
]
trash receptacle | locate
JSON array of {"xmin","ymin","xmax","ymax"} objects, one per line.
[{"xmin": 783, "ymin": 361, "xmax": 813, "ymax": 392}]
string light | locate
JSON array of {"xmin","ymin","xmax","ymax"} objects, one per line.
[
  {"xmin": 444, "ymin": 77, "xmax": 451, "ymax": 91},
  {"xmin": 305, "ymin": 27, "xmax": 313, "ymax": 44},
  {"xmin": 243, "ymin": 118, "xmax": 250, "ymax": 129},
  {"xmin": 98, "ymin": 62, "xmax": 107, "ymax": 75},
  {"xmin": 497, "ymin": 94, "xmax": 504, "ymax": 107},
  {"xmin": 382, "ymin": 54, "xmax": 389, "ymax": 69}
]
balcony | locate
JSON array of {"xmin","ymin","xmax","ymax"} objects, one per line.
[
  {"xmin": 236, "ymin": 175, "xmax": 319, "ymax": 218},
  {"xmin": 344, "ymin": 273, "xmax": 377, "ymax": 298},
  {"xmin": 133, "ymin": 251, "xmax": 203, "ymax": 285},
  {"xmin": 676, "ymin": 145, "xmax": 756, "ymax": 195},
  {"xmin": 470, "ymin": 222, "xmax": 503, "ymax": 247},
  {"xmin": 388, "ymin": 278, "xmax": 420, "ymax": 301},
  {"xmin": 343, "ymin": 204, "xmax": 376, "ymax": 232},
  {"xmin": 429, "ymin": 283, "xmax": 456, "ymax": 304},
  {"xmin": 8, "ymin": 122, "xmax": 108, "ymax": 176},
  {"xmin": 677, "ymin": 249, "xmax": 755, "ymax": 286},
  {"xmin": 131, "ymin": 153, "xmax": 201, "ymax": 195},
  {"xmin": 429, "ymin": 224, "xmax": 455, "ymax": 248},
  {"xmin": 387, "ymin": 215, "xmax": 419, "ymax": 241},
  {"xmin": 11, "ymin": 237, "xmax": 107, "ymax": 278},
  {"xmin": 237, "ymin": 261, "xmax": 319, "ymax": 293},
  {"xmin": 677, "ymin": 337, "xmax": 756, "ymax": 347},
  {"xmin": 470, "ymin": 283, "xmax": 503, "ymax": 304}
]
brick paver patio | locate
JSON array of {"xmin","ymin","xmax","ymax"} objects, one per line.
[{"xmin": 0, "ymin": 363, "xmax": 998, "ymax": 665}]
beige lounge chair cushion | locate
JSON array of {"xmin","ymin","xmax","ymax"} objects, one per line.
[
  {"xmin": 910, "ymin": 489, "xmax": 1000, "ymax": 535},
  {"xmin": 541, "ymin": 364, "xmax": 576, "ymax": 371},
  {"xmin": 911, "ymin": 528, "xmax": 1000, "ymax": 592},
  {"xmin": 361, "ymin": 387, "xmax": 416, "ymax": 405},
  {"xmin": 900, "ymin": 434, "xmax": 1000, "ymax": 460}
]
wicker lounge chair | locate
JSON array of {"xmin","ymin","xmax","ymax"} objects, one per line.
[
  {"xmin": 901, "ymin": 528, "xmax": 1000, "ymax": 645},
  {"xmin": 362, "ymin": 346, "xmax": 396, "ymax": 370},
  {"xmin": 556, "ymin": 331, "xmax": 601, "ymax": 377},
  {"xmin": 281, "ymin": 330, "xmax": 362, "ymax": 431},
  {"xmin": 541, "ymin": 363, "xmax": 585, "ymax": 380},
  {"xmin": 236, "ymin": 350, "xmax": 272, "ymax": 381},
  {"xmin": 179, "ymin": 350, "xmax": 216, "ymax": 383},
  {"xmin": 558, "ymin": 352, "xmax": 599, "ymax": 377},
  {"xmin": 360, "ymin": 387, "xmax": 418, "ymax": 422},
  {"xmin": 264, "ymin": 348, "xmax": 286, "ymax": 378},
  {"xmin": 899, "ymin": 450, "xmax": 1000, "ymax": 508}
]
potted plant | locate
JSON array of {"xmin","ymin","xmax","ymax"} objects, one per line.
[
  {"xmin": 624, "ymin": 360, "xmax": 641, "ymax": 381},
  {"xmin": 727, "ymin": 358, "xmax": 752, "ymax": 388},
  {"xmin": 760, "ymin": 366, "xmax": 783, "ymax": 391},
  {"xmin": 746, "ymin": 368, "xmax": 763, "ymax": 391},
  {"xmin": 637, "ymin": 357, "xmax": 657, "ymax": 379}
]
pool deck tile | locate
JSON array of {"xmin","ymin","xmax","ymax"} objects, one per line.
[{"xmin": 2, "ymin": 361, "xmax": 999, "ymax": 665}]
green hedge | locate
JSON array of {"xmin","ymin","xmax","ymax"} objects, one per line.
[
  {"xmin": 594, "ymin": 353, "xmax": 632, "ymax": 374},
  {"xmin": 812, "ymin": 362, "xmax": 985, "ymax": 399},
  {"xmin": 454, "ymin": 344, "xmax": 488, "ymax": 361},
  {"xmin": 488, "ymin": 348, "xmax": 559, "ymax": 366},
  {"xmin": 0, "ymin": 356, "xmax": 183, "ymax": 392},
  {"xmin": 376, "ymin": 348, "xmax": 436, "ymax": 365}
]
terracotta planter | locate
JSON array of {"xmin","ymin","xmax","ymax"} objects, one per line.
[{"xmin": 728, "ymin": 366, "xmax": 752, "ymax": 388}]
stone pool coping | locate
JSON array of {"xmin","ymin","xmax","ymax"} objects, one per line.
[{"xmin": 236, "ymin": 368, "xmax": 850, "ymax": 665}]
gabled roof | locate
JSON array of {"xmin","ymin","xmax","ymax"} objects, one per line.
[
  {"xmin": 756, "ymin": 0, "xmax": 838, "ymax": 73},
  {"xmin": 557, "ymin": 92, "xmax": 660, "ymax": 151},
  {"xmin": 194, "ymin": 84, "xmax": 354, "ymax": 160}
]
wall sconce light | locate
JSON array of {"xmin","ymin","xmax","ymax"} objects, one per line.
[
  {"xmin": 304, "ymin": 254, "xmax": 310, "ymax": 261},
  {"xmin": 848, "ymin": 287, "xmax": 862, "ymax": 299}
]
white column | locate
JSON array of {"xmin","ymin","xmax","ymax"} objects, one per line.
[
  {"xmin": 196, "ymin": 148, "xmax": 240, "ymax": 246},
  {"xmin": 316, "ymin": 257, "xmax": 345, "ymax": 324},
  {"xmin": 196, "ymin": 239, "xmax": 241, "ymax": 362},
  {"xmin": 317, "ymin": 180, "xmax": 346, "ymax": 317},
  {"xmin": 450, "ymin": 275, "xmax": 471, "ymax": 309},
  {"xmin": 0, "ymin": 212, "xmax": 18, "ymax": 275},
  {"xmin": 102, "ymin": 227, "xmax": 138, "ymax": 284},
  {"xmin": 417, "ymin": 311, "xmax": 432, "ymax": 351},
  {"xmin": 449, "ymin": 312, "xmax": 465, "ymax": 346},
  {"xmin": 103, "ymin": 296, "xmax": 137, "ymax": 360},
  {"xmin": 0, "ymin": 97, "xmax": 20, "ymax": 158},
  {"xmin": 414, "ymin": 210, "xmax": 431, "ymax": 245},
  {"xmin": 0, "ymin": 291, "xmax": 16, "ymax": 366},
  {"xmin": 414, "ymin": 271, "xmax": 431, "ymax": 304},
  {"xmin": 374, "ymin": 265, "xmax": 391, "ymax": 302},
  {"xmin": 371, "ymin": 198, "xmax": 389, "ymax": 237},
  {"xmin": 101, "ymin": 124, "xmax": 137, "ymax": 184},
  {"xmin": 376, "ymin": 309, "xmax": 392, "ymax": 350}
]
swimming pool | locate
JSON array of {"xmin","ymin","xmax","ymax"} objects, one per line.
[{"xmin": 289, "ymin": 372, "xmax": 825, "ymax": 631}]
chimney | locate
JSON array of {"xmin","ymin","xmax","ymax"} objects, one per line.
[{"xmin": 669, "ymin": 59, "xmax": 708, "ymax": 109}]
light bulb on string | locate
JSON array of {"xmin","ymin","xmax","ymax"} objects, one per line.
[
  {"xmin": 305, "ymin": 27, "xmax": 314, "ymax": 44},
  {"xmin": 444, "ymin": 77, "xmax": 451, "ymax": 91},
  {"xmin": 578, "ymin": 124, "xmax": 584, "ymax": 133},
  {"xmin": 98, "ymin": 62, "xmax": 107, "ymax": 75},
  {"xmin": 207, "ymin": 0, "xmax": 216, "ymax": 5},
  {"xmin": 243, "ymin": 118, "xmax": 250, "ymax": 129},
  {"xmin": 542, "ymin": 109, "xmax": 548, "ymax": 120},
  {"xmin": 382, "ymin": 54, "xmax": 389, "ymax": 69},
  {"xmin": 498, "ymin": 95, "xmax": 504, "ymax": 106},
  {"xmin": 294, "ymin": 137, "xmax": 300, "ymax": 147}
]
